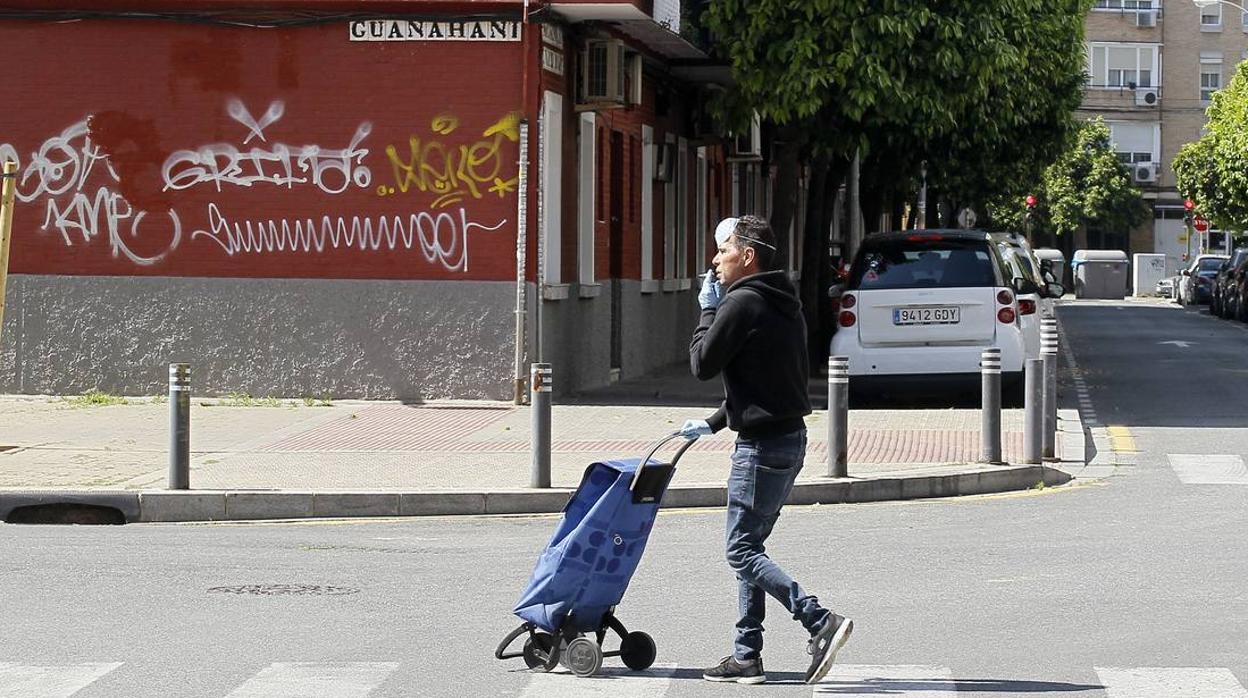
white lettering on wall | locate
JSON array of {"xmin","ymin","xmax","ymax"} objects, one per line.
[
  {"xmin": 161, "ymin": 100, "xmax": 373, "ymax": 195},
  {"xmin": 0, "ymin": 120, "xmax": 182, "ymax": 266},
  {"xmin": 191, "ymin": 203, "xmax": 505, "ymax": 272}
]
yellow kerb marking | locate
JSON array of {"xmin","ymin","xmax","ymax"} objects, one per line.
[{"xmin": 1107, "ymin": 425, "xmax": 1138, "ymax": 453}]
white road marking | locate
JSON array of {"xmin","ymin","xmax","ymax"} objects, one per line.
[
  {"xmin": 1167, "ymin": 454, "xmax": 1248, "ymax": 484},
  {"xmin": 1096, "ymin": 666, "xmax": 1248, "ymax": 697},
  {"xmin": 813, "ymin": 664, "xmax": 954, "ymax": 696},
  {"xmin": 0, "ymin": 662, "xmax": 121, "ymax": 697},
  {"xmin": 224, "ymin": 662, "xmax": 399, "ymax": 698},
  {"xmin": 519, "ymin": 662, "xmax": 675, "ymax": 697}
]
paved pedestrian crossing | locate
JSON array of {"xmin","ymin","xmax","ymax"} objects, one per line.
[{"xmin": 2, "ymin": 661, "xmax": 1246, "ymax": 696}]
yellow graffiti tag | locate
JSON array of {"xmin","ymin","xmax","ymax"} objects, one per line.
[{"xmin": 382, "ymin": 112, "xmax": 522, "ymax": 208}]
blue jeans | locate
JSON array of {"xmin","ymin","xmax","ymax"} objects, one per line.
[{"xmin": 726, "ymin": 429, "xmax": 828, "ymax": 661}]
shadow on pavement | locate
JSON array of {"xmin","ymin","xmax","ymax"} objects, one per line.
[
  {"xmin": 566, "ymin": 362, "xmax": 986, "ymax": 410},
  {"xmin": 810, "ymin": 678, "xmax": 1103, "ymax": 693}
]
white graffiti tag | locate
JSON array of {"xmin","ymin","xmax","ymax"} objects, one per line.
[
  {"xmin": 0, "ymin": 121, "xmax": 182, "ymax": 265},
  {"xmin": 161, "ymin": 100, "xmax": 373, "ymax": 195},
  {"xmin": 191, "ymin": 202, "xmax": 505, "ymax": 272}
]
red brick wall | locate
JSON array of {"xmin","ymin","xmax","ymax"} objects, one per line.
[{"xmin": 0, "ymin": 17, "xmax": 525, "ymax": 281}]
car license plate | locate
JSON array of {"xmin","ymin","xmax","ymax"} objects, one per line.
[{"xmin": 893, "ymin": 306, "xmax": 960, "ymax": 325}]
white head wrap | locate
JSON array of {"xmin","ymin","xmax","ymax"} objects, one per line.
[{"xmin": 714, "ymin": 217, "xmax": 739, "ymax": 246}]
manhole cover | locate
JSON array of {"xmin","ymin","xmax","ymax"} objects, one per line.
[{"xmin": 207, "ymin": 584, "xmax": 359, "ymax": 597}]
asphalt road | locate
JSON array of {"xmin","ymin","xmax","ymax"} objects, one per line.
[{"xmin": 2, "ymin": 299, "xmax": 1247, "ymax": 697}]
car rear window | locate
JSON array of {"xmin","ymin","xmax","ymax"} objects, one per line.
[
  {"xmin": 1199, "ymin": 258, "xmax": 1225, "ymax": 273},
  {"xmin": 849, "ymin": 238, "xmax": 998, "ymax": 290}
]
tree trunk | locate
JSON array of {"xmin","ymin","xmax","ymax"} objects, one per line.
[
  {"xmin": 768, "ymin": 125, "xmax": 806, "ymax": 260},
  {"xmin": 808, "ymin": 156, "xmax": 852, "ymax": 370},
  {"xmin": 800, "ymin": 153, "xmax": 830, "ymax": 369}
]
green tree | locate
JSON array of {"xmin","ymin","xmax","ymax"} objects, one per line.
[
  {"xmin": 996, "ymin": 118, "xmax": 1147, "ymax": 248},
  {"xmin": 699, "ymin": 0, "xmax": 1091, "ymax": 362},
  {"xmin": 1174, "ymin": 61, "xmax": 1248, "ymax": 230}
]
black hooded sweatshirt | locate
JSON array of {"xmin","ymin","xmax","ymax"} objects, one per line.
[{"xmin": 689, "ymin": 270, "xmax": 811, "ymax": 439}]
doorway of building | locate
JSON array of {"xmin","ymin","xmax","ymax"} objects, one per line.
[{"xmin": 609, "ymin": 130, "xmax": 625, "ymax": 380}]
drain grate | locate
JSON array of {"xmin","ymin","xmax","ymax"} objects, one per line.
[{"xmin": 207, "ymin": 584, "xmax": 360, "ymax": 597}]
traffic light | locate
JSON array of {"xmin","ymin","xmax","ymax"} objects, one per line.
[{"xmin": 1184, "ymin": 198, "xmax": 1195, "ymax": 227}]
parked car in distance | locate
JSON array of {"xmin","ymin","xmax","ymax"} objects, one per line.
[
  {"xmin": 992, "ymin": 232, "xmax": 1061, "ymax": 319},
  {"xmin": 830, "ymin": 229, "xmax": 1039, "ymax": 401},
  {"xmin": 1212, "ymin": 248, "xmax": 1248, "ymax": 318},
  {"xmin": 1178, "ymin": 255, "xmax": 1229, "ymax": 305}
]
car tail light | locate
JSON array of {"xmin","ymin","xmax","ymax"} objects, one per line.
[
  {"xmin": 997, "ymin": 290, "xmax": 1013, "ymax": 305},
  {"xmin": 906, "ymin": 234, "xmax": 944, "ymax": 242},
  {"xmin": 838, "ymin": 311, "xmax": 857, "ymax": 328},
  {"xmin": 1018, "ymin": 299, "xmax": 1037, "ymax": 315},
  {"xmin": 840, "ymin": 293, "xmax": 856, "ymax": 309},
  {"xmin": 998, "ymin": 307, "xmax": 1016, "ymax": 324}
]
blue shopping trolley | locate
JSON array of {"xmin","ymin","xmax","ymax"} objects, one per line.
[{"xmin": 494, "ymin": 432, "xmax": 695, "ymax": 677}]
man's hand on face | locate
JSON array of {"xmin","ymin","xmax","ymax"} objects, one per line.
[{"xmin": 698, "ymin": 269, "xmax": 723, "ymax": 311}]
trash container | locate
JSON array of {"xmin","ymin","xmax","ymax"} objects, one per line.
[
  {"xmin": 1034, "ymin": 248, "xmax": 1066, "ymax": 287},
  {"xmin": 1072, "ymin": 250, "xmax": 1129, "ymax": 300}
]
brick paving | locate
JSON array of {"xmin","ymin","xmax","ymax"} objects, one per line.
[{"xmin": 0, "ymin": 397, "xmax": 1045, "ymax": 490}]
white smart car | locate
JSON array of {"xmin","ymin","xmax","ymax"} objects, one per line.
[{"xmin": 830, "ymin": 230, "xmax": 1033, "ymax": 399}]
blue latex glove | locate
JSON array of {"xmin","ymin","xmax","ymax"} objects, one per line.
[
  {"xmin": 678, "ymin": 419, "xmax": 712, "ymax": 440},
  {"xmin": 698, "ymin": 269, "xmax": 723, "ymax": 310}
]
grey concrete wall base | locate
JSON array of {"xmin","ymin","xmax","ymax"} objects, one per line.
[{"xmin": 0, "ymin": 465, "xmax": 1073, "ymax": 523}]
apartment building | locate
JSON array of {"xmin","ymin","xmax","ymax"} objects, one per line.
[{"xmin": 1080, "ymin": 0, "xmax": 1247, "ymax": 273}]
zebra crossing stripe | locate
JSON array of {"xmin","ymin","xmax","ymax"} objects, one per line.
[
  {"xmin": 519, "ymin": 662, "xmax": 675, "ymax": 697},
  {"xmin": 224, "ymin": 662, "xmax": 399, "ymax": 698},
  {"xmin": 0, "ymin": 662, "xmax": 121, "ymax": 698},
  {"xmin": 813, "ymin": 664, "xmax": 954, "ymax": 696},
  {"xmin": 1096, "ymin": 666, "xmax": 1248, "ymax": 697},
  {"xmin": 1167, "ymin": 455, "xmax": 1248, "ymax": 485}
]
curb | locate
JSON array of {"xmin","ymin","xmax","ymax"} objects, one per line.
[{"xmin": 0, "ymin": 464, "xmax": 1072, "ymax": 523}]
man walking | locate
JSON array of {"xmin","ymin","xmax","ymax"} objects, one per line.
[{"xmin": 682, "ymin": 215, "xmax": 853, "ymax": 685}]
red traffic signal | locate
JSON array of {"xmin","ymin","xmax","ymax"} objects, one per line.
[
  {"xmin": 1025, "ymin": 194, "xmax": 1037, "ymax": 208},
  {"xmin": 1184, "ymin": 198, "xmax": 1196, "ymax": 211}
]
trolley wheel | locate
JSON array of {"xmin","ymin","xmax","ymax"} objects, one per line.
[
  {"xmin": 522, "ymin": 632, "xmax": 558, "ymax": 671},
  {"xmin": 619, "ymin": 631, "xmax": 656, "ymax": 671},
  {"xmin": 564, "ymin": 637, "xmax": 603, "ymax": 677}
]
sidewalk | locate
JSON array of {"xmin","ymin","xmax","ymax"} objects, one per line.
[{"xmin": 0, "ymin": 385, "xmax": 1083, "ymax": 522}]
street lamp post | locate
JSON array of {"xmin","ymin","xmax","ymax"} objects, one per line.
[{"xmin": 1193, "ymin": 0, "xmax": 1248, "ymax": 16}]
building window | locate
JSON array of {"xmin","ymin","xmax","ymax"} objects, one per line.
[
  {"xmin": 1107, "ymin": 121, "xmax": 1158, "ymax": 165},
  {"xmin": 1201, "ymin": 69, "xmax": 1222, "ymax": 102},
  {"xmin": 1201, "ymin": 3, "xmax": 1222, "ymax": 29},
  {"xmin": 1092, "ymin": 0, "xmax": 1154, "ymax": 8},
  {"xmin": 1088, "ymin": 43, "xmax": 1157, "ymax": 88}
]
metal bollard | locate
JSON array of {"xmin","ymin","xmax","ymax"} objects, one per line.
[
  {"xmin": 530, "ymin": 363, "xmax": 552, "ymax": 488},
  {"xmin": 1023, "ymin": 358, "xmax": 1043, "ymax": 464},
  {"xmin": 1041, "ymin": 319, "xmax": 1059, "ymax": 460},
  {"xmin": 980, "ymin": 348, "xmax": 1002, "ymax": 464},
  {"xmin": 168, "ymin": 363, "xmax": 191, "ymax": 490},
  {"xmin": 827, "ymin": 356, "xmax": 849, "ymax": 477}
]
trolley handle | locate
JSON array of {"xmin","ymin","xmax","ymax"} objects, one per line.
[{"xmin": 628, "ymin": 431, "xmax": 697, "ymax": 492}]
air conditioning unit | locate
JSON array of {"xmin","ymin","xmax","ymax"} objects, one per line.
[
  {"xmin": 1135, "ymin": 10, "xmax": 1157, "ymax": 27},
  {"xmin": 1133, "ymin": 162, "xmax": 1158, "ymax": 184},
  {"xmin": 580, "ymin": 39, "xmax": 627, "ymax": 106},
  {"xmin": 1135, "ymin": 87, "xmax": 1160, "ymax": 106},
  {"xmin": 728, "ymin": 112, "xmax": 762, "ymax": 161}
]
